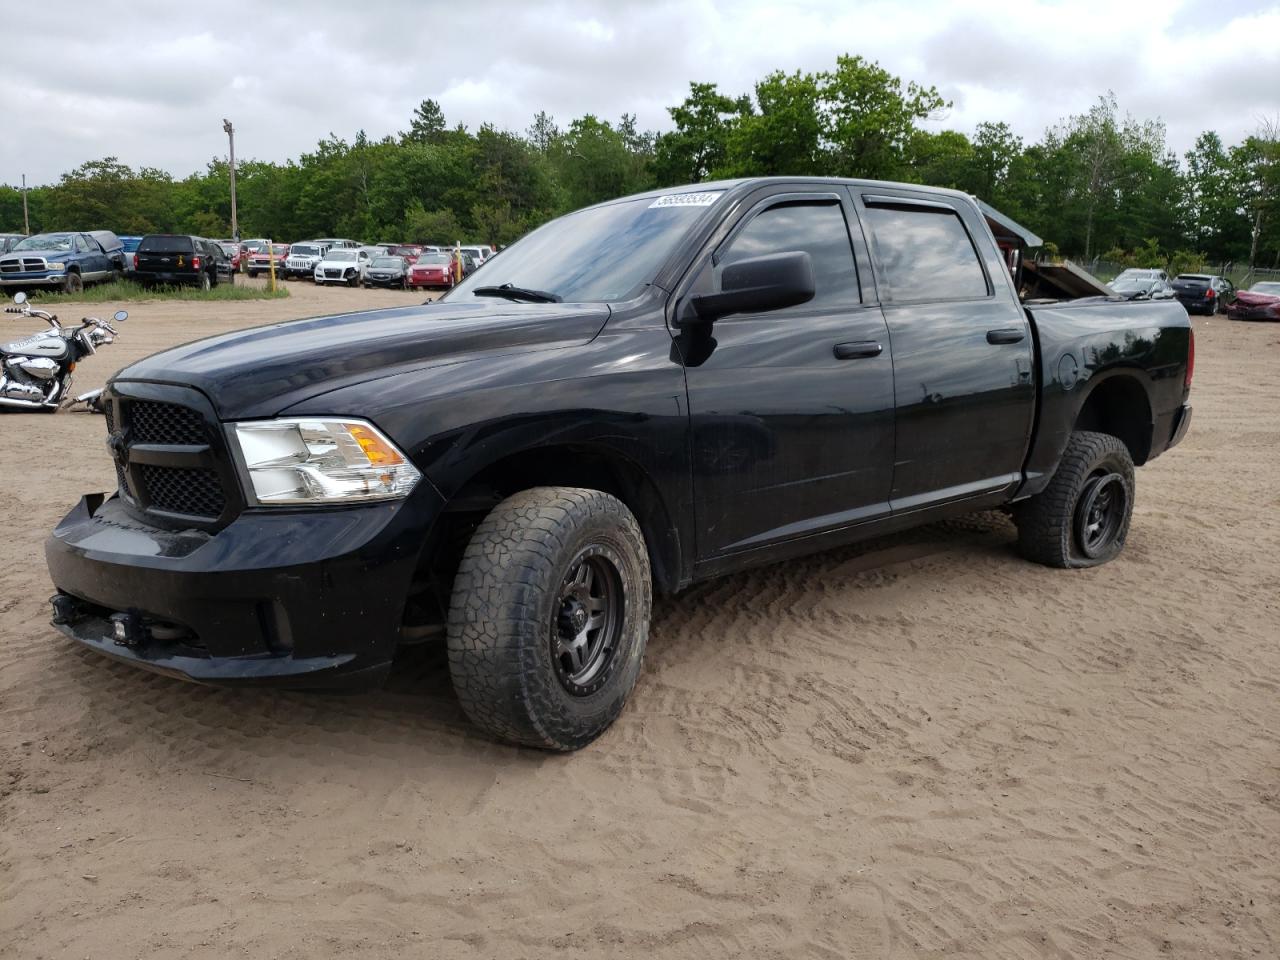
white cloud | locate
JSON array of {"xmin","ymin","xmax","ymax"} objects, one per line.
[{"xmin": 3, "ymin": 0, "xmax": 1278, "ymax": 185}]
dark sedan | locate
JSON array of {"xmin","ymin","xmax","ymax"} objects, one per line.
[
  {"xmin": 1226, "ymin": 281, "xmax": 1280, "ymax": 321},
  {"xmin": 1171, "ymin": 274, "xmax": 1233, "ymax": 315},
  {"xmin": 363, "ymin": 255, "xmax": 409, "ymax": 289}
]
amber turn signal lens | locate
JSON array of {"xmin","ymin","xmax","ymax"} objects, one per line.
[{"xmin": 346, "ymin": 424, "xmax": 404, "ymax": 465}]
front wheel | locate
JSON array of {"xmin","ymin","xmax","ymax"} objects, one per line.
[
  {"xmin": 447, "ymin": 487, "xmax": 652, "ymax": 751},
  {"xmin": 62, "ymin": 272, "xmax": 83, "ymax": 295},
  {"xmin": 1014, "ymin": 431, "xmax": 1135, "ymax": 568}
]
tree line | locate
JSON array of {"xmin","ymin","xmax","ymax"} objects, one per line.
[{"xmin": 3, "ymin": 54, "xmax": 1278, "ymax": 269}]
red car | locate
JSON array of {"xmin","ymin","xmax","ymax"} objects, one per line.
[
  {"xmin": 407, "ymin": 252, "xmax": 457, "ymax": 290},
  {"xmin": 1226, "ymin": 281, "xmax": 1280, "ymax": 321},
  {"xmin": 247, "ymin": 243, "xmax": 289, "ymax": 278},
  {"xmin": 387, "ymin": 244, "xmax": 425, "ymax": 263}
]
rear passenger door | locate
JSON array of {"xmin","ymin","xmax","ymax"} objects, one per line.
[
  {"xmin": 854, "ymin": 190, "xmax": 1034, "ymax": 511},
  {"xmin": 678, "ymin": 188, "xmax": 895, "ymax": 560}
]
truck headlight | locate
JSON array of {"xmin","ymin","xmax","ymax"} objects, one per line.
[
  {"xmin": 232, "ymin": 418, "xmax": 420, "ymax": 505},
  {"xmin": 48, "ymin": 262, "xmax": 66, "ymax": 272}
]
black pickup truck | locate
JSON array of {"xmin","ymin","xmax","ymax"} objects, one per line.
[
  {"xmin": 133, "ymin": 234, "xmax": 224, "ymax": 290},
  {"xmin": 45, "ymin": 177, "xmax": 1193, "ymax": 750}
]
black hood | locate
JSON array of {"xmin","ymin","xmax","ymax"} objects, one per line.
[{"xmin": 113, "ymin": 299, "xmax": 610, "ymax": 419}]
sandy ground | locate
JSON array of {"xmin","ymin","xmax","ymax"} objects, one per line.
[{"xmin": 0, "ymin": 279, "xmax": 1277, "ymax": 959}]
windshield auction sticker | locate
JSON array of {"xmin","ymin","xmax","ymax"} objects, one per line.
[{"xmin": 649, "ymin": 192, "xmax": 723, "ymax": 208}]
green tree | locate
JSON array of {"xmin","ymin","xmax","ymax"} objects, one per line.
[
  {"xmin": 721, "ymin": 70, "xmax": 823, "ymax": 177},
  {"xmin": 404, "ymin": 98, "xmax": 447, "ymax": 145},
  {"xmin": 819, "ymin": 54, "xmax": 948, "ymax": 180},
  {"xmin": 652, "ymin": 82, "xmax": 751, "ymax": 184}
]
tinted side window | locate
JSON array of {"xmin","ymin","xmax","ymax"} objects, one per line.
[
  {"xmin": 719, "ymin": 201, "xmax": 859, "ymax": 309},
  {"xmin": 863, "ymin": 204, "xmax": 988, "ymax": 302}
]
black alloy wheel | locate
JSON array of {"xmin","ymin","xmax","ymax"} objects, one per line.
[
  {"xmin": 552, "ymin": 549, "xmax": 625, "ymax": 696},
  {"xmin": 1074, "ymin": 471, "xmax": 1127, "ymax": 559}
]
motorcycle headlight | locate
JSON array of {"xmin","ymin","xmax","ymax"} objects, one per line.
[
  {"xmin": 48, "ymin": 262, "xmax": 67, "ymax": 272},
  {"xmin": 232, "ymin": 418, "xmax": 420, "ymax": 505}
]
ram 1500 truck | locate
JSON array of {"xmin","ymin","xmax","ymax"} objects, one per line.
[
  {"xmin": 0, "ymin": 231, "xmax": 125, "ymax": 294},
  {"xmin": 44, "ymin": 178, "xmax": 1193, "ymax": 751}
]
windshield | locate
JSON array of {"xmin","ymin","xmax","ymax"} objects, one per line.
[
  {"xmin": 449, "ymin": 192, "xmax": 724, "ymax": 303},
  {"xmin": 1249, "ymin": 282, "xmax": 1280, "ymax": 295},
  {"xmin": 372, "ymin": 257, "xmax": 401, "ymax": 268},
  {"xmin": 1111, "ymin": 279, "xmax": 1149, "ymax": 292},
  {"xmin": 14, "ymin": 233, "xmax": 73, "ymax": 252},
  {"xmin": 291, "ymin": 245, "xmax": 319, "ymax": 256},
  {"xmin": 327, "ymin": 251, "xmax": 356, "ymax": 262}
]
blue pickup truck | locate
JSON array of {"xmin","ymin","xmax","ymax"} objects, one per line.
[{"xmin": 0, "ymin": 231, "xmax": 126, "ymax": 294}]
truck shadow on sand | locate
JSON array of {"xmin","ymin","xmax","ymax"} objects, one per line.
[{"xmin": 50, "ymin": 511, "xmax": 1021, "ymax": 764}]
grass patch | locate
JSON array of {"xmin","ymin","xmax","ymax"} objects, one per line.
[{"xmin": 13, "ymin": 278, "xmax": 291, "ymax": 305}]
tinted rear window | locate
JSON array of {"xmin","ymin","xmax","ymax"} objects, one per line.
[
  {"xmin": 139, "ymin": 235, "xmax": 194, "ymax": 253},
  {"xmin": 863, "ymin": 204, "xmax": 989, "ymax": 301}
]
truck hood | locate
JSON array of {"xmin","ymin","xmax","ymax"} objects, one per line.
[{"xmin": 113, "ymin": 299, "xmax": 611, "ymax": 419}]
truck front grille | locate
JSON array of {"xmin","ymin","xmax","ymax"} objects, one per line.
[
  {"xmin": 0, "ymin": 257, "xmax": 45, "ymax": 273},
  {"xmin": 105, "ymin": 393, "xmax": 237, "ymax": 527},
  {"xmin": 139, "ymin": 465, "xmax": 227, "ymax": 517},
  {"xmin": 130, "ymin": 400, "xmax": 207, "ymax": 445}
]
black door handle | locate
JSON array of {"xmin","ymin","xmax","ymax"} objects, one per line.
[
  {"xmin": 987, "ymin": 328, "xmax": 1025, "ymax": 345},
  {"xmin": 834, "ymin": 340, "xmax": 882, "ymax": 360}
]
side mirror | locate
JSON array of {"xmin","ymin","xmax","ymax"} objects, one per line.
[
  {"xmin": 114, "ymin": 310, "xmax": 128, "ymax": 322},
  {"xmin": 685, "ymin": 250, "xmax": 815, "ymax": 324},
  {"xmin": 13, "ymin": 291, "xmax": 27, "ymax": 305}
]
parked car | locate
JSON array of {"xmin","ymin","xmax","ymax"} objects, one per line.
[
  {"xmin": 1113, "ymin": 267, "xmax": 1169, "ymax": 285},
  {"xmin": 117, "ymin": 236, "xmax": 143, "ymax": 275},
  {"xmin": 0, "ymin": 231, "xmax": 123, "ymax": 293},
  {"xmin": 1171, "ymin": 274, "xmax": 1233, "ymax": 315},
  {"xmin": 407, "ymin": 252, "xmax": 456, "ymax": 290},
  {"xmin": 315, "ymin": 237, "xmax": 359, "ymax": 250},
  {"xmin": 364, "ymin": 255, "xmax": 410, "ymax": 289},
  {"xmin": 313, "ymin": 247, "xmax": 370, "ymax": 286},
  {"xmin": 45, "ymin": 177, "xmax": 1194, "ymax": 751},
  {"xmin": 204, "ymin": 239, "xmax": 235, "ymax": 285},
  {"xmin": 217, "ymin": 241, "xmax": 242, "ymax": 272},
  {"xmin": 1226, "ymin": 281, "xmax": 1280, "ymax": 321},
  {"xmin": 238, "ymin": 239, "xmax": 270, "ymax": 273},
  {"xmin": 132, "ymin": 234, "xmax": 223, "ymax": 290},
  {"xmin": 458, "ymin": 244, "xmax": 494, "ymax": 266},
  {"xmin": 387, "ymin": 244, "xmax": 424, "ymax": 263},
  {"xmin": 1110, "ymin": 276, "xmax": 1174, "ymax": 300},
  {"xmin": 247, "ymin": 243, "xmax": 290, "ymax": 278},
  {"xmin": 283, "ymin": 242, "xmax": 330, "ymax": 279},
  {"xmin": 0, "ymin": 234, "xmax": 25, "ymax": 254}
]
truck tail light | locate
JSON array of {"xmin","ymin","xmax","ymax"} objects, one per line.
[
  {"xmin": 1204, "ymin": 287, "xmax": 1215, "ymax": 299},
  {"xmin": 193, "ymin": 256, "xmax": 202, "ymax": 271},
  {"xmin": 1185, "ymin": 328, "xmax": 1195, "ymax": 389},
  {"xmin": 132, "ymin": 253, "xmax": 138, "ymax": 269}
]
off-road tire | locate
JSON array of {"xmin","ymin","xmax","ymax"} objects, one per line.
[
  {"xmin": 62, "ymin": 271, "xmax": 83, "ymax": 295},
  {"xmin": 1015, "ymin": 430, "xmax": 1135, "ymax": 568},
  {"xmin": 447, "ymin": 486, "xmax": 652, "ymax": 751}
]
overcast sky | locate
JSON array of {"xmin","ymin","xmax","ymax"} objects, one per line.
[{"xmin": 6, "ymin": 0, "xmax": 1280, "ymax": 186}]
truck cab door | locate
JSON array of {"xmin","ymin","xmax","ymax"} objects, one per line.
[
  {"xmin": 853, "ymin": 190, "xmax": 1034, "ymax": 511},
  {"xmin": 674, "ymin": 188, "xmax": 895, "ymax": 565}
]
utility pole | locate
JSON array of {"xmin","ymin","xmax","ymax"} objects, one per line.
[
  {"xmin": 222, "ymin": 119, "xmax": 238, "ymax": 241},
  {"xmin": 21, "ymin": 173, "xmax": 30, "ymax": 235}
]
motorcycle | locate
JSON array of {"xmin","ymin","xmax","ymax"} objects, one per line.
[{"xmin": 1, "ymin": 291, "xmax": 126, "ymax": 412}]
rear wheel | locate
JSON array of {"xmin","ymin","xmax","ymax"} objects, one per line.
[
  {"xmin": 447, "ymin": 487, "xmax": 652, "ymax": 751},
  {"xmin": 199, "ymin": 271, "xmax": 212, "ymax": 292},
  {"xmin": 1015, "ymin": 431, "xmax": 1135, "ymax": 568}
]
